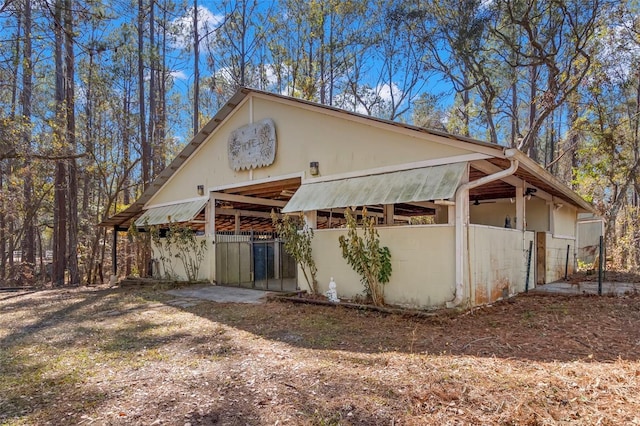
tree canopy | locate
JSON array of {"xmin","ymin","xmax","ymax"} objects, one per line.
[{"xmin": 1, "ymin": 0, "xmax": 639, "ymax": 284}]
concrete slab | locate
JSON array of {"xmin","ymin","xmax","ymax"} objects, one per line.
[
  {"xmin": 165, "ymin": 284, "xmax": 271, "ymax": 304},
  {"xmin": 532, "ymin": 281, "xmax": 640, "ymax": 296}
]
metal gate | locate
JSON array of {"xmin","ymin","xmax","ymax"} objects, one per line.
[{"xmin": 215, "ymin": 231, "xmax": 297, "ymax": 291}]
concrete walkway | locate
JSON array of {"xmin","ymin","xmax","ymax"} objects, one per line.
[
  {"xmin": 532, "ymin": 281, "xmax": 640, "ymax": 296},
  {"xmin": 166, "ymin": 284, "xmax": 271, "ymax": 304}
]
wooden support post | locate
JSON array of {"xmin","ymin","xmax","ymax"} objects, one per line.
[
  {"xmin": 383, "ymin": 204, "xmax": 394, "ymax": 225},
  {"xmin": 235, "ymin": 211, "xmax": 241, "ymax": 234},
  {"xmin": 536, "ymin": 232, "xmax": 546, "ymax": 285},
  {"xmin": 209, "ymin": 197, "xmax": 216, "ymax": 236}
]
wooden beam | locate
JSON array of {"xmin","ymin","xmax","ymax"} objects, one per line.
[
  {"xmin": 215, "ymin": 208, "xmax": 279, "ymax": 219},
  {"xmin": 405, "ymin": 201, "xmax": 439, "ymax": 209},
  {"xmin": 472, "ymin": 161, "xmax": 553, "ymax": 201},
  {"xmin": 210, "ymin": 192, "xmax": 287, "ymax": 207}
]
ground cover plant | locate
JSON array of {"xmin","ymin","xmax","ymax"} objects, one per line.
[{"xmin": 1, "ymin": 285, "xmax": 639, "ymax": 425}]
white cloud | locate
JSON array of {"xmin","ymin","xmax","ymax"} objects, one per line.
[
  {"xmin": 170, "ymin": 70, "xmax": 188, "ymax": 80},
  {"xmin": 170, "ymin": 6, "xmax": 223, "ymax": 50},
  {"xmin": 376, "ymin": 83, "xmax": 402, "ymax": 104}
]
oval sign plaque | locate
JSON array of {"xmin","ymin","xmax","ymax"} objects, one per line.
[{"xmin": 228, "ymin": 118, "xmax": 276, "ymax": 171}]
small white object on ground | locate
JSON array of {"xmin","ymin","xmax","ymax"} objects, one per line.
[{"xmin": 325, "ymin": 277, "xmax": 340, "ymax": 303}]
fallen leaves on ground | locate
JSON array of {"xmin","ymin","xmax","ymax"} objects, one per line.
[{"xmin": 0, "ymin": 285, "xmax": 639, "ymax": 425}]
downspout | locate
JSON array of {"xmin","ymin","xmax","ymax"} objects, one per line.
[{"xmin": 447, "ymin": 148, "xmax": 519, "ymax": 308}]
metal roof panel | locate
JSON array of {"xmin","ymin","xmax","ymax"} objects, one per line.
[
  {"xmin": 134, "ymin": 199, "xmax": 208, "ymax": 227},
  {"xmin": 282, "ymin": 163, "xmax": 466, "ymax": 213}
]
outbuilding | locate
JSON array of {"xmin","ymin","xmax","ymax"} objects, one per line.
[{"xmin": 101, "ymin": 87, "xmax": 597, "ymax": 309}]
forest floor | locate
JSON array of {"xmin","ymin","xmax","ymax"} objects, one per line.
[{"xmin": 1, "ymin": 284, "xmax": 639, "ymax": 425}]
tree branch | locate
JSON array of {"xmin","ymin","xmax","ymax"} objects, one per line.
[{"xmin": 0, "ymin": 151, "xmax": 87, "ymax": 161}]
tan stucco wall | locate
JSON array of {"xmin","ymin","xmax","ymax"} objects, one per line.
[
  {"xmin": 306, "ymin": 225, "xmax": 456, "ymax": 308},
  {"xmin": 552, "ymin": 204, "xmax": 577, "ymax": 237},
  {"xmin": 151, "ymin": 235, "xmax": 213, "ymax": 281},
  {"xmin": 470, "ymin": 201, "xmax": 517, "ymax": 228},
  {"xmin": 525, "ymin": 197, "xmax": 549, "ymax": 232},
  {"xmin": 148, "ymin": 95, "xmax": 475, "ymax": 207},
  {"xmin": 468, "ymin": 226, "xmax": 533, "ymax": 304}
]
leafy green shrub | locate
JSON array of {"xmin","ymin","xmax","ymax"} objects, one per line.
[
  {"xmin": 271, "ymin": 212, "xmax": 318, "ymax": 294},
  {"xmin": 338, "ymin": 207, "xmax": 392, "ymax": 306}
]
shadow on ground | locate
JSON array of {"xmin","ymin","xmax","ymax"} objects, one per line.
[{"xmin": 139, "ymin": 285, "xmax": 640, "ymax": 363}]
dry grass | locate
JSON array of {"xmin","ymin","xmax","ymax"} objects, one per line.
[{"xmin": 1, "ymin": 285, "xmax": 639, "ymax": 425}]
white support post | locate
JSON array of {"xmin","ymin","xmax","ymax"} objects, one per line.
[
  {"xmin": 303, "ymin": 211, "xmax": 317, "ymax": 229},
  {"xmin": 448, "ymin": 205, "xmax": 455, "ymax": 225},
  {"xmin": 515, "ymin": 185, "xmax": 524, "ymax": 231}
]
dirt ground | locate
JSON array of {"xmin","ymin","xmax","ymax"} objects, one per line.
[{"xmin": 1, "ymin": 285, "xmax": 639, "ymax": 425}]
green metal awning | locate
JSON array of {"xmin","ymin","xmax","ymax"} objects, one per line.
[
  {"xmin": 282, "ymin": 162, "xmax": 466, "ymax": 213},
  {"xmin": 134, "ymin": 199, "xmax": 208, "ymax": 227}
]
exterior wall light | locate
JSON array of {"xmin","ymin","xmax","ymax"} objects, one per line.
[
  {"xmin": 525, "ymin": 187, "xmax": 537, "ymax": 200},
  {"xmin": 309, "ymin": 161, "xmax": 320, "ymax": 176},
  {"xmin": 197, "ymin": 184, "xmax": 204, "ymax": 196}
]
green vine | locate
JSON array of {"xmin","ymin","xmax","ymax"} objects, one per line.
[
  {"xmin": 338, "ymin": 207, "xmax": 392, "ymax": 306},
  {"xmin": 271, "ymin": 211, "xmax": 318, "ymax": 294}
]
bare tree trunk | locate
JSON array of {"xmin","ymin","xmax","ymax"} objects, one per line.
[
  {"xmin": 0, "ymin": 166, "xmax": 5, "ymax": 281},
  {"xmin": 528, "ymin": 64, "xmax": 538, "ymax": 161},
  {"xmin": 566, "ymin": 101, "xmax": 578, "ymax": 184},
  {"xmin": 21, "ymin": 0, "xmax": 35, "ymax": 265},
  {"xmin": 123, "ymin": 83, "xmax": 132, "ymax": 277},
  {"xmin": 99, "ymin": 226, "xmax": 106, "ymax": 283},
  {"xmin": 632, "ymin": 74, "xmax": 640, "ymax": 266},
  {"xmin": 53, "ymin": 0, "xmax": 67, "ymax": 286},
  {"xmin": 65, "ymin": 0, "xmax": 79, "ymax": 285},
  {"xmin": 4, "ymin": 13, "xmax": 22, "ymax": 281},
  {"xmin": 510, "ymin": 79, "xmax": 519, "ymax": 147},
  {"xmin": 193, "ymin": 0, "xmax": 200, "ymax": 135},
  {"xmin": 239, "ymin": 0, "xmax": 247, "ymax": 87},
  {"xmin": 138, "ymin": 0, "xmax": 150, "ymax": 189},
  {"xmin": 158, "ymin": 0, "xmax": 167, "ymax": 171},
  {"xmin": 36, "ymin": 224, "xmax": 43, "ymax": 283},
  {"xmin": 462, "ymin": 67, "xmax": 470, "ymax": 137},
  {"xmin": 149, "ymin": 0, "xmax": 158, "ymax": 177},
  {"xmin": 634, "ymin": 75, "xmax": 640, "ymax": 208}
]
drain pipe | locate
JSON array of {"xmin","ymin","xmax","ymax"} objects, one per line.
[{"xmin": 447, "ymin": 148, "xmax": 519, "ymax": 308}]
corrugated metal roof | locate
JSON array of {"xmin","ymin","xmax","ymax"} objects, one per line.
[
  {"xmin": 134, "ymin": 199, "xmax": 208, "ymax": 227},
  {"xmin": 282, "ymin": 163, "xmax": 466, "ymax": 213}
]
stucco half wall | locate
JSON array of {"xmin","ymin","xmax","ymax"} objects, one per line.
[
  {"xmin": 151, "ymin": 235, "xmax": 214, "ymax": 281},
  {"xmin": 302, "ymin": 225, "xmax": 456, "ymax": 309},
  {"xmin": 468, "ymin": 226, "xmax": 535, "ymax": 305}
]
